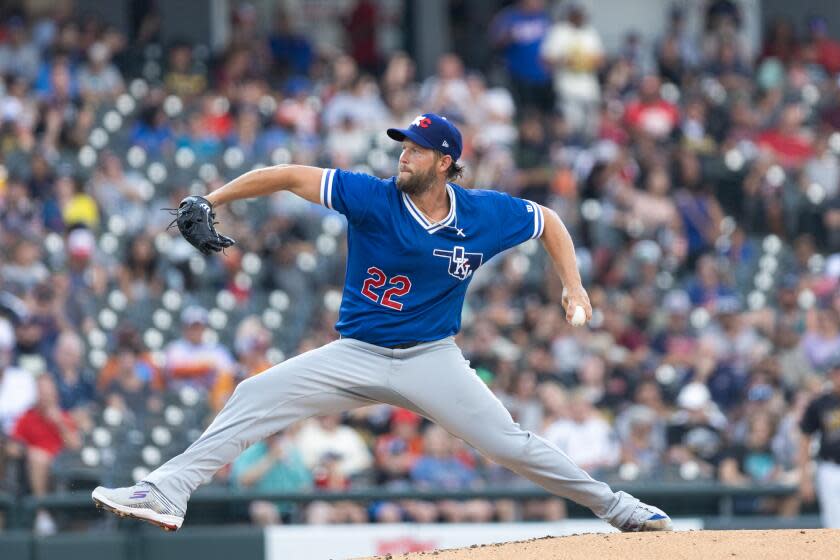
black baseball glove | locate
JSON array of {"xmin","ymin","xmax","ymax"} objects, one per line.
[{"xmin": 167, "ymin": 195, "xmax": 235, "ymax": 255}]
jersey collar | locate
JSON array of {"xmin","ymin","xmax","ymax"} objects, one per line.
[{"xmin": 402, "ymin": 184, "xmax": 457, "ymax": 234}]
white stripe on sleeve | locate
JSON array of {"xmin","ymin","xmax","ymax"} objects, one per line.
[
  {"xmin": 525, "ymin": 200, "xmax": 541, "ymax": 239},
  {"xmin": 319, "ymin": 168, "xmax": 328, "ymax": 207},
  {"xmin": 325, "ymin": 169, "xmax": 335, "ymax": 210},
  {"xmin": 535, "ymin": 203, "xmax": 545, "ymax": 238}
]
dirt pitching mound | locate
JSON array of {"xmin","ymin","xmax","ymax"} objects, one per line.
[{"xmin": 360, "ymin": 529, "xmax": 840, "ymax": 560}]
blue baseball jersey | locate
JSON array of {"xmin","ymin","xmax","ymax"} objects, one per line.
[{"xmin": 319, "ymin": 168, "xmax": 545, "ymax": 347}]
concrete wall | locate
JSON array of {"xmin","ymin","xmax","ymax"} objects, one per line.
[{"xmin": 0, "ymin": 527, "xmax": 264, "ymax": 560}]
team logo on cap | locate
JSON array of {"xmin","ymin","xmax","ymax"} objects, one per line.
[{"xmin": 411, "ymin": 115, "xmax": 431, "ymax": 128}]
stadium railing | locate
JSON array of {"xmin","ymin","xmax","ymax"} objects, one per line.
[{"xmin": 2, "ymin": 481, "xmax": 800, "ymax": 529}]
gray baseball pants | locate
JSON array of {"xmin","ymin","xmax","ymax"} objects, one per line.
[{"xmin": 144, "ymin": 337, "xmax": 639, "ymax": 525}]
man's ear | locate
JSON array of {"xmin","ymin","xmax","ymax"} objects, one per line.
[{"xmin": 439, "ymin": 154, "xmax": 452, "ymax": 175}]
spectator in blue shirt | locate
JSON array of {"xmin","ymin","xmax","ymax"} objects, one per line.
[
  {"xmin": 268, "ymin": 12, "xmax": 313, "ymax": 79},
  {"xmin": 489, "ymin": 0, "xmax": 553, "ymax": 112},
  {"xmin": 50, "ymin": 330, "xmax": 94, "ymax": 413},
  {"xmin": 686, "ymin": 255, "xmax": 736, "ymax": 308},
  {"xmin": 130, "ymin": 105, "xmax": 173, "ymax": 157},
  {"xmin": 410, "ymin": 425, "xmax": 494, "ymax": 522},
  {"xmin": 231, "ymin": 431, "xmax": 313, "ymax": 525}
]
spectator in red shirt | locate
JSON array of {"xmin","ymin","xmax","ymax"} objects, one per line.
[
  {"xmin": 346, "ymin": 0, "xmax": 379, "ymax": 73},
  {"xmin": 11, "ymin": 375, "xmax": 81, "ymax": 534},
  {"xmin": 375, "ymin": 408, "xmax": 424, "ymax": 483},
  {"xmin": 624, "ymin": 75, "xmax": 679, "ymax": 140},
  {"xmin": 755, "ymin": 103, "xmax": 814, "ymax": 169},
  {"xmin": 801, "ymin": 17, "xmax": 840, "ymax": 75}
]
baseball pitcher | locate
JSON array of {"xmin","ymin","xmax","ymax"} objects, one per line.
[{"xmin": 92, "ymin": 113, "xmax": 672, "ymax": 533}]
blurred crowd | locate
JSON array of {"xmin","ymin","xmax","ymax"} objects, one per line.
[{"xmin": 1, "ymin": 0, "xmax": 840, "ymax": 533}]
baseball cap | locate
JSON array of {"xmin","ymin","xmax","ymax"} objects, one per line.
[
  {"xmin": 664, "ymin": 290, "xmax": 691, "ymax": 315},
  {"xmin": 67, "ymin": 228, "xmax": 95, "ymax": 259},
  {"xmin": 715, "ymin": 295, "xmax": 742, "ymax": 315},
  {"xmin": 625, "ymin": 405, "xmax": 657, "ymax": 427},
  {"xmin": 180, "ymin": 305, "xmax": 208, "ymax": 326},
  {"xmin": 677, "ymin": 382, "xmax": 711, "ymax": 411},
  {"xmin": 778, "ymin": 274, "xmax": 799, "ymax": 291},
  {"xmin": 747, "ymin": 384, "xmax": 774, "ymax": 402},
  {"xmin": 391, "ymin": 408, "xmax": 421, "ymax": 426},
  {"xmin": 387, "ymin": 113, "xmax": 463, "ymax": 161},
  {"xmin": 684, "ymin": 427, "xmax": 721, "ymax": 458}
]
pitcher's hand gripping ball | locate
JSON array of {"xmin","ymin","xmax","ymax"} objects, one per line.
[
  {"xmin": 571, "ymin": 306, "xmax": 587, "ymax": 326},
  {"xmin": 562, "ymin": 286, "xmax": 589, "ymax": 327},
  {"xmin": 168, "ymin": 195, "xmax": 235, "ymax": 255}
]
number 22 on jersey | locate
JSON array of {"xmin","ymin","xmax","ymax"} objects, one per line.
[{"xmin": 361, "ymin": 267, "xmax": 412, "ymax": 311}]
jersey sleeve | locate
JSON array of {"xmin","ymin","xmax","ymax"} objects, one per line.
[
  {"xmin": 490, "ymin": 191, "xmax": 544, "ymax": 253},
  {"xmin": 319, "ymin": 168, "xmax": 383, "ymax": 225}
]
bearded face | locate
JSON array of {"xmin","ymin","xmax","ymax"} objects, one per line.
[{"xmin": 396, "ymin": 163, "xmax": 437, "ymax": 196}]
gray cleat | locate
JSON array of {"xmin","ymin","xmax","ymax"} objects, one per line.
[
  {"xmin": 612, "ymin": 502, "xmax": 673, "ymax": 532},
  {"xmin": 92, "ymin": 482, "xmax": 184, "ymax": 531}
]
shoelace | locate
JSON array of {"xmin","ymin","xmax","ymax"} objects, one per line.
[{"xmin": 141, "ymin": 482, "xmax": 185, "ymax": 516}]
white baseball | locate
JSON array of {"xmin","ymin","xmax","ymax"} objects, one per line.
[{"xmin": 571, "ymin": 306, "xmax": 587, "ymax": 326}]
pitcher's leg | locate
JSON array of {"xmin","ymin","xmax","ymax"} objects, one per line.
[
  {"xmin": 144, "ymin": 340, "xmax": 385, "ymax": 510},
  {"xmin": 387, "ymin": 340, "xmax": 638, "ymax": 526},
  {"xmin": 817, "ymin": 462, "xmax": 840, "ymax": 528}
]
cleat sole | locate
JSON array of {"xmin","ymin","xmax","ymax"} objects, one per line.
[{"xmin": 92, "ymin": 491, "xmax": 182, "ymax": 532}]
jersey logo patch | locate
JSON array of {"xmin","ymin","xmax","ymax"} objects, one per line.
[{"xmin": 433, "ymin": 246, "xmax": 483, "ymax": 280}]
